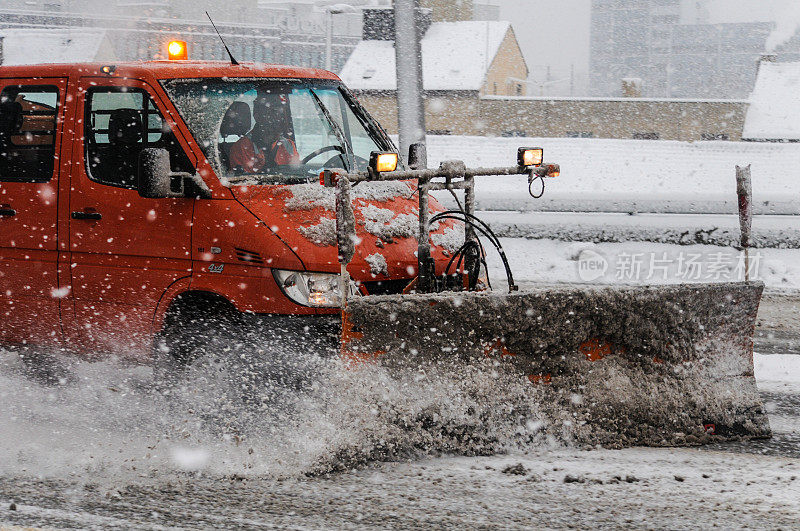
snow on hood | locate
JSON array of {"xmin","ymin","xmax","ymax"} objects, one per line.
[
  {"xmin": 365, "ymin": 253, "xmax": 389, "ymax": 276},
  {"xmin": 743, "ymin": 61, "xmax": 800, "ymax": 141},
  {"xmin": 340, "ymin": 21, "xmax": 511, "ymax": 91},
  {"xmin": 230, "ymin": 181, "xmax": 454, "ymax": 278},
  {"xmin": 290, "ymin": 188, "xmax": 439, "ymax": 248},
  {"xmin": 284, "ymin": 181, "xmax": 415, "ymax": 211},
  {"xmin": 299, "ymin": 217, "xmax": 338, "ymax": 247},
  {"xmin": 360, "ymin": 204, "xmax": 419, "ymax": 242}
]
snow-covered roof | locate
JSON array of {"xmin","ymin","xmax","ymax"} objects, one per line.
[
  {"xmin": 340, "ymin": 21, "xmax": 511, "ymax": 91},
  {"xmin": 743, "ymin": 61, "xmax": 800, "ymax": 141},
  {"xmin": 0, "ymin": 29, "xmax": 114, "ymax": 66}
]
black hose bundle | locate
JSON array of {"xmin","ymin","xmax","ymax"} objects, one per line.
[{"xmin": 430, "ymin": 210, "xmax": 517, "ymax": 293}]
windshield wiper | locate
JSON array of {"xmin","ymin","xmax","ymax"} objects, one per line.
[
  {"xmin": 340, "ymin": 88, "xmax": 396, "ymax": 153},
  {"xmin": 308, "ymin": 88, "xmax": 355, "ymax": 172}
]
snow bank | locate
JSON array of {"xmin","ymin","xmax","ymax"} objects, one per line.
[
  {"xmin": 481, "ymin": 211, "xmax": 800, "ymax": 249},
  {"xmin": 755, "ymin": 353, "xmax": 800, "ymax": 394},
  {"xmin": 424, "ymin": 136, "xmax": 800, "ymax": 214},
  {"xmin": 743, "ymin": 61, "xmax": 800, "ymax": 141}
]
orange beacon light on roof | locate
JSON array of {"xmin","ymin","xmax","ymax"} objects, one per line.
[{"xmin": 168, "ymin": 40, "xmax": 188, "ymax": 60}]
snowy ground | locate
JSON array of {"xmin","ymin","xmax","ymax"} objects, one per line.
[
  {"xmin": 0, "ymin": 349, "xmax": 797, "ymax": 529},
  {"xmin": 757, "ymin": 354, "xmax": 800, "ymax": 394},
  {"xmin": 1, "ymin": 446, "xmax": 799, "ymax": 529},
  {"xmin": 484, "ymin": 237, "xmax": 800, "ymax": 291},
  {"xmin": 480, "ymin": 210, "xmax": 800, "ymax": 248},
  {"xmin": 425, "ymin": 135, "xmax": 800, "ymax": 214}
]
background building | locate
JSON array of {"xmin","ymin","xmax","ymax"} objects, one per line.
[
  {"xmin": 0, "ymin": 28, "xmax": 117, "ymax": 65},
  {"xmin": 590, "ymin": 0, "xmax": 774, "ymax": 98},
  {"xmin": 0, "ymin": 0, "xmax": 761, "ymax": 142},
  {"xmin": 342, "ymin": 8, "xmax": 525, "ymax": 94},
  {"xmin": 0, "ymin": 0, "xmax": 500, "ymax": 70},
  {"xmin": 341, "ymin": 7, "xmax": 528, "ymax": 135},
  {"xmin": 0, "ymin": 0, "xmax": 374, "ymax": 71},
  {"xmin": 419, "ymin": 0, "xmax": 498, "ymax": 22},
  {"xmin": 341, "ymin": 4, "xmax": 745, "ymax": 142}
]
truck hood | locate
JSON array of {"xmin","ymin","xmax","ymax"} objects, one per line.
[{"xmin": 230, "ymin": 181, "xmax": 460, "ymax": 282}]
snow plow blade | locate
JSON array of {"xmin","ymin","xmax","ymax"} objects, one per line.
[{"xmin": 342, "ymin": 281, "xmax": 770, "ymax": 447}]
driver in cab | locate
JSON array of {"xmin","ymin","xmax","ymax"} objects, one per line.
[{"xmin": 229, "ymin": 93, "xmax": 299, "ymax": 174}]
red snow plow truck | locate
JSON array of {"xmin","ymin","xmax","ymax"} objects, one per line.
[{"xmin": 0, "ymin": 54, "xmax": 769, "ymax": 446}]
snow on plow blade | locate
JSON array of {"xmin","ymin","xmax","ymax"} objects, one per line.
[{"xmin": 343, "ymin": 281, "xmax": 770, "ymax": 447}]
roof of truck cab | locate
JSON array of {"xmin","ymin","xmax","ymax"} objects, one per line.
[{"xmin": 0, "ymin": 61, "xmax": 341, "ymax": 81}]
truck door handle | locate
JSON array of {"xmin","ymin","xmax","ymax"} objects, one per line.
[
  {"xmin": 71, "ymin": 211, "xmax": 102, "ymax": 220},
  {"xmin": 0, "ymin": 208, "xmax": 15, "ymax": 217}
]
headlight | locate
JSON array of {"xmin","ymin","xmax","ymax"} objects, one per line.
[{"xmin": 272, "ymin": 269, "xmax": 361, "ymax": 308}]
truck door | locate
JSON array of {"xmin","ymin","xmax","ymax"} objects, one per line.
[
  {"xmin": 0, "ymin": 79, "xmax": 67, "ymax": 346},
  {"xmin": 66, "ymin": 78, "xmax": 196, "ymax": 355}
]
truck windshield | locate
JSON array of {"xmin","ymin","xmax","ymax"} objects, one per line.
[{"xmin": 161, "ymin": 78, "xmax": 398, "ymax": 184}]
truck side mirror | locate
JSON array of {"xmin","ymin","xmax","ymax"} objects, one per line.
[
  {"xmin": 408, "ymin": 142, "xmax": 427, "ymax": 170},
  {"xmin": 138, "ymin": 148, "xmax": 212, "ymax": 199}
]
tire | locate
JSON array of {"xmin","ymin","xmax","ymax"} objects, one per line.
[
  {"xmin": 152, "ymin": 295, "xmax": 241, "ymax": 392},
  {"xmin": 153, "ymin": 295, "xmax": 337, "ymax": 433}
]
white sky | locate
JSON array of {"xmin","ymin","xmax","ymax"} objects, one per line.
[{"xmin": 494, "ymin": 0, "xmax": 800, "ymax": 83}]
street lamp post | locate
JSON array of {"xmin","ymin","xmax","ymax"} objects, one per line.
[
  {"xmin": 325, "ymin": 3, "xmax": 357, "ymax": 71},
  {"xmin": 394, "ymin": 0, "xmax": 425, "ymax": 160}
]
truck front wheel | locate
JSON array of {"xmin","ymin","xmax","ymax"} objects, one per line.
[{"xmin": 153, "ymin": 292, "xmax": 338, "ymax": 409}]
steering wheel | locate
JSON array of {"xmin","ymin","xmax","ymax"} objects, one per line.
[{"xmin": 301, "ymin": 145, "xmax": 345, "ymax": 165}]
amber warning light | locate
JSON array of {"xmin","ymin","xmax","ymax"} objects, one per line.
[
  {"xmin": 369, "ymin": 152, "xmax": 399, "ymax": 173},
  {"xmin": 518, "ymin": 147, "xmax": 544, "ymax": 167},
  {"xmin": 168, "ymin": 40, "xmax": 188, "ymax": 60}
]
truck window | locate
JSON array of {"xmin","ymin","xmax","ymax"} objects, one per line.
[
  {"xmin": 161, "ymin": 78, "xmax": 398, "ymax": 184},
  {"xmin": 0, "ymin": 85, "xmax": 58, "ymax": 183},
  {"xmin": 85, "ymin": 87, "xmax": 193, "ymax": 189}
]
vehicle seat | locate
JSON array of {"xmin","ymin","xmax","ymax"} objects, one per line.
[
  {"xmin": 0, "ymin": 100, "xmax": 23, "ymax": 138},
  {"xmin": 219, "ymin": 101, "xmax": 251, "ymax": 171},
  {"xmin": 0, "ymin": 101, "xmax": 24, "ymax": 174},
  {"xmin": 107, "ymin": 108, "xmax": 143, "ymax": 187}
]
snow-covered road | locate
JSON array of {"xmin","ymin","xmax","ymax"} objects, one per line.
[
  {"xmin": 1, "ymin": 445, "xmax": 799, "ymax": 529},
  {"xmin": 0, "ymin": 348, "xmax": 798, "ymax": 529}
]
